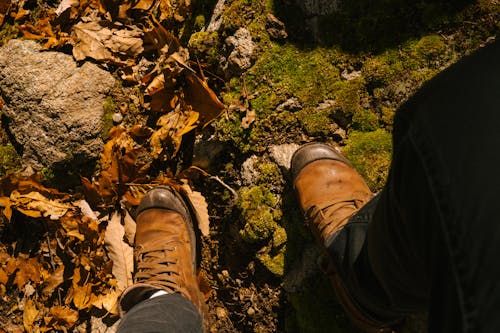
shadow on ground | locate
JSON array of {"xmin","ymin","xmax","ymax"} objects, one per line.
[{"xmin": 274, "ymin": 0, "xmax": 471, "ymax": 52}]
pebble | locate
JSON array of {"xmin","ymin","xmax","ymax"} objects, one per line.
[
  {"xmin": 216, "ymin": 307, "xmax": 227, "ymax": 319},
  {"xmin": 112, "ymin": 112, "xmax": 123, "ymax": 124},
  {"xmin": 247, "ymin": 307, "xmax": 255, "ymax": 316}
]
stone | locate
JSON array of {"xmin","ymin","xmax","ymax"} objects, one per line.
[
  {"xmin": 265, "ymin": 13, "xmax": 288, "ymax": 40},
  {"xmin": 341, "ymin": 69, "xmax": 362, "ymax": 81},
  {"xmin": 112, "ymin": 112, "xmax": 123, "ymax": 124},
  {"xmin": 220, "ymin": 28, "xmax": 256, "ymax": 76},
  {"xmin": 268, "ymin": 143, "xmax": 300, "ymax": 171},
  {"xmin": 276, "ymin": 98, "xmax": 302, "ymax": 113},
  {"xmin": 241, "ymin": 155, "xmax": 259, "ymax": 186},
  {"xmin": 0, "ymin": 39, "xmax": 115, "ymax": 170}
]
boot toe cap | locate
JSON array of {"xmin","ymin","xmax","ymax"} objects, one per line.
[
  {"xmin": 136, "ymin": 186, "xmax": 190, "ymax": 220},
  {"xmin": 291, "ymin": 143, "xmax": 350, "ymax": 183}
]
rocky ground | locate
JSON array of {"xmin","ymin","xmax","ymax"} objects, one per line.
[{"xmin": 0, "ymin": 0, "xmax": 498, "ymax": 332}]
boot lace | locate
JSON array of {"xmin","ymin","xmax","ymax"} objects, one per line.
[
  {"xmin": 134, "ymin": 241, "xmax": 181, "ymax": 292},
  {"xmin": 305, "ymin": 195, "xmax": 366, "ymax": 241}
]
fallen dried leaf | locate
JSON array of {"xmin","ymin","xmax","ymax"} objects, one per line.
[
  {"xmin": 149, "ymin": 108, "xmax": 199, "ymax": 159},
  {"xmin": 0, "ymin": 0, "xmax": 11, "ymax": 27},
  {"xmin": 10, "ymin": 190, "xmax": 73, "ymax": 220},
  {"xmin": 14, "ymin": 258, "xmax": 42, "ymax": 289},
  {"xmin": 184, "ymin": 72, "xmax": 225, "ymax": 128},
  {"xmin": 23, "ymin": 299, "xmax": 39, "ymax": 333},
  {"xmin": 48, "ymin": 306, "xmax": 78, "ymax": 329},
  {"xmin": 42, "ymin": 266, "xmax": 64, "ymax": 296},
  {"xmin": 0, "ymin": 196, "xmax": 12, "ymax": 220},
  {"xmin": 241, "ymin": 109, "xmax": 256, "ymax": 129},
  {"xmin": 180, "ymin": 184, "xmax": 210, "ymax": 236},
  {"xmin": 123, "ymin": 210, "xmax": 136, "ymax": 246},
  {"xmin": 92, "ymin": 288, "xmax": 120, "ymax": 315},
  {"xmin": 72, "ymin": 268, "xmax": 95, "ymax": 310},
  {"xmin": 71, "ymin": 21, "xmax": 143, "ymax": 64},
  {"xmin": 104, "ymin": 212, "xmax": 133, "ymax": 291},
  {"xmin": 0, "ymin": 267, "xmax": 7, "ymax": 285}
]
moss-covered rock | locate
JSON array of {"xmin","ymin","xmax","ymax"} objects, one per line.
[
  {"xmin": 257, "ymin": 241, "xmax": 286, "ymax": 276},
  {"xmin": 343, "ymin": 129, "xmax": 392, "ymax": 192},
  {"xmin": 188, "ymin": 31, "xmax": 220, "ymax": 64},
  {"xmin": 297, "ymin": 107, "xmax": 334, "ymax": 137},
  {"xmin": 238, "ymin": 185, "xmax": 280, "ymax": 243}
]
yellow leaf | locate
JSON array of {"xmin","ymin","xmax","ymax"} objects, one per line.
[
  {"xmin": 0, "ymin": 196, "xmax": 12, "ymax": 220},
  {"xmin": 0, "ymin": 268, "xmax": 7, "ymax": 285},
  {"xmin": 149, "ymin": 109, "xmax": 199, "ymax": 159},
  {"xmin": 15, "ymin": 207, "xmax": 41, "ymax": 218},
  {"xmin": 42, "ymin": 266, "xmax": 64, "ymax": 296},
  {"xmin": 48, "ymin": 306, "xmax": 78, "ymax": 329},
  {"xmin": 72, "ymin": 268, "xmax": 95, "ymax": 310},
  {"xmin": 92, "ymin": 288, "xmax": 120, "ymax": 315},
  {"xmin": 23, "ymin": 299, "xmax": 39, "ymax": 333},
  {"xmin": 14, "ymin": 258, "xmax": 42, "ymax": 289},
  {"xmin": 10, "ymin": 190, "xmax": 73, "ymax": 220}
]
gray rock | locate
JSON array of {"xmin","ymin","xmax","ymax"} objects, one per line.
[
  {"xmin": 220, "ymin": 28, "xmax": 256, "ymax": 76},
  {"xmin": 276, "ymin": 98, "xmax": 302, "ymax": 113},
  {"xmin": 112, "ymin": 112, "xmax": 123, "ymax": 124},
  {"xmin": 341, "ymin": 69, "xmax": 362, "ymax": 81},
  {"xmin": 266, "ymin": 13, "xmax": 288, "ymax": 40},
  {"xmin": 241, "ymin": 155, "xmax": 260, "ymax": 186},
  {"xmin": 0, "ymin": 39, "xmax": 115, "ymax": 170},
  {"xmin": 268, "ymin": 143, "xmax": 300, "ymax": 171}
]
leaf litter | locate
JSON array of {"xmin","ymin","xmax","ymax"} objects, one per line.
[{"xmin": 0, "ymin": 0, "xmax": 222, "ymax": 330}]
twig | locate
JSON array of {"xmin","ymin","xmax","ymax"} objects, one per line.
[
  {"xmin": 45, "ymin": 234, "xmax": 55, "ymax": 270},
  {"xmin": 209, "ymin": 175, "xmax": 238, "ymax": 201}
]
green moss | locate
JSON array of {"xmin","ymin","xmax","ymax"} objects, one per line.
[
  {"xmin": 287, "ymin": 272, "xmax": 351, "ymax": 333},
  {"xmin": 297, "ymin": 108, "xmax": 332, "ymax": 137},
  {"xmin": 222, "ymin": 0, "xmax": 272, "ymax": 39},
  {"xmin": 256, "ymin": 161, "xmax": 283, "ymax": 187},
  {"xmin": 362, "ymin": 56, "xmax": 400, "ymax": 88},
  {"xmin": 193, "ymin": 15, "xmax": 206, "ymax": 31},
  {"xmin": 0, "ymin": 145, "xmax": 21, "ymax": 176},
  {"xmin": 40, "ymin": 167, "xmax": 56, "ymax": 185},
  {"xmin": 272, "ymin": 225, "xmax": 287, "ymax": 248},
  {"xmin": 0, "ymin": 24, "xmax": 19, "ymax": 47},
  {"xmin": 257, "ymin": 246, "xmax": 285, "ymax": 276},
  {"xmin": 188, "ymin": 31, "xmax": 220, "ymax": 63},
  {"xmin": 343, "ymin": 129, "xmax": 392, "ymax": 192},
  {"xmin": 238, "ymin": 185, "xmax": 279, "ymax": 243},
  {"xmin": 101, "ymin": 96, "xmax": 116, "ymax": 139},
  {"xmin": 246, "ymin": 44, "xmax": 340, "ymax": 114},
  {"xmin": 415, "ymin": 35, "xmax": 447, "ymax": 61}
]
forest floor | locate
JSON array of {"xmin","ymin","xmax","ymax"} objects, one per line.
[{"xmin": 0, "ymin": 0, "xmax": 499, "ymax": 332}]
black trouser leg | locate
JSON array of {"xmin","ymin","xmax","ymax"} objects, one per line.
[
  {"xmin": 118, "ymin": 293, "xmax": 203, "ymax": 333},
  {"xmin": 327, "ymin": 40, "xmax": 500, "ymax": 332}
]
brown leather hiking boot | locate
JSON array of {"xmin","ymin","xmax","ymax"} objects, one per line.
[
  {"xmin": 291, "ymin": 143, "xmax": 394, "ymax": 333},
  {"xmin": 291, "ymin": 143, "xmax": 373, "ymax": 246},
  {"xmin": 119, "ymin": 186, "xmax": 204, "ymax": 318}
]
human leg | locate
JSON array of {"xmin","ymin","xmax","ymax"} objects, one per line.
[
  {"xmin": 118, "ymin": 293, "xmax": 202, "ymax": 333},
  {"xmin": 292, "ymin": 40, "xmax": 500, "ymax": 332}
]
